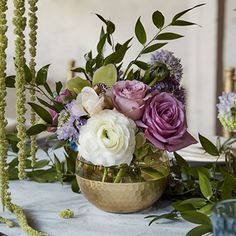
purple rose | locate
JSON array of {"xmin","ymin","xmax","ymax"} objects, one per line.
[
  {"xmin": 109, "ymin": 80, "xmax": 149, "ymax": 120},
  {"xmin": 137, "ymin": 92, "xmax": 197, "ymax": 152}
]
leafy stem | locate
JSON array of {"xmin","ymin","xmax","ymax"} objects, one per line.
[{"xmin": 122, "ymin": 24, "xmax": 170, "ymax": 79}]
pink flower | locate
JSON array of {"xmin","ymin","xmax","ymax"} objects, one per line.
[
  {"xmin": 109, "ymin": 80, "xmax": 149, "ymax": 120},
  {"xmin": 56, "ymin": 89, "xmax": 72, "ymax": 103},
  {"xmin": 137, "ymin": 92, "xmax": 197, "ymax": 152},
  {"xmin": 47, "ymin": 109, "xmax": 58, "ymax": 132}
]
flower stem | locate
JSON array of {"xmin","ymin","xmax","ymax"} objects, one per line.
[
  {"xmin": 102, "ymin": 167, "xmax": 108, "ymax": 182},
  {"xmin": 114, "ymin": 167, "xmax": 126, "ymax": 183}
]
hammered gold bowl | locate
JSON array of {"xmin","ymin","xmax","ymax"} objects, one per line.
[{"xmin": 76, "ymin": 174, "xmax": 168, "ymax": 213}]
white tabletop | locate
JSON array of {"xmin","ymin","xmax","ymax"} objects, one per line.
[{"xmin": 0, "ymin": 180, "xmax": 195, "ymax": 236}]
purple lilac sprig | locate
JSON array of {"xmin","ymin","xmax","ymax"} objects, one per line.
[
  {"xmin": 56, "ymin": 100, "xmax": 87, "ymax": 141},
  {"xmin": 150, "ymin": 50, "xmax": 183, "ymax": 82}
]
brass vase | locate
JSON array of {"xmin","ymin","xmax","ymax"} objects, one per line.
[{"xmin": 76, "ymin": 151, "xmax": 170, "ymax": 213}]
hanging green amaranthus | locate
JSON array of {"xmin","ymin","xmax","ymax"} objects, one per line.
[
  {"xmin": 13, "ymin": 0, "xmax": 27, "ymax": 180},
  {"xmin": 0, "ymin": 0, "xmax": 11, "ymax": 210},
  {"xmin": 28, "ymin": 0, "xmax": 38, "ymax": 167}
]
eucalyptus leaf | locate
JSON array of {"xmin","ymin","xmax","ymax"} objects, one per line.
[
  {"xmin": 28, "ymin": 102, "xmax": 53, "ymax": 124},
  {"xmin": 66, "ymin": 76, "xmax": 91, "ymax": 94},
  {"xmin": 186, "ymin": 224, "xmax": 212, "ymax": 236},
  {"xmin": 142, "ymin": 43, "xmax": 167, "ymax": 54},
  {"xmin": 36, "ymin": 64, "xmax": 50, "ymax": 85},
  {"xmin": 198, "ymin": 170, "xmax": 213, "ymax": 200},
  {"xmin": 152, "ymin": 10, "xmax": 165, "ymax": 29},
  {"xmin": 156, "ymin": 32, "xmax": 183, "ymax": 40},
  {"xmin": 93, "ymin": 64, "xmax": 117, "ymax": 87},
  {"xmin": 198, "ymin": 134, "xmax": 219, "ymax": 156},
  {"xmin": 27, "ymin": 168, "xmax": 57, "ymax": 183},
  {"xmin": 33, "ymin": 160, "xmax": 50, "ymax": 169},
  {"xmin": 135, "ymin": 17, "xmax": 147, "ymax": 45},
  {"xmin": 26, "ymin": 124, "xmax": 48, "ymax": 136}
]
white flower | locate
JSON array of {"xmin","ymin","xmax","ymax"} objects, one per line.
[
  {"xmin": 80, "ymin": 87, "xmax": 105, "ymax": 116},
  {"xmin": 78, "ymin": 109, "xmax": 136, "ymax": 167}
]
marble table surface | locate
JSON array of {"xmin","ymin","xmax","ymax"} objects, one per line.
[{"xmin": 0, "ymin": 180, "xmax": 195, "ymax": 236}]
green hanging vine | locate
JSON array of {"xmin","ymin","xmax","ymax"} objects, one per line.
[
  {"xmin": 13, "ymin": 0, "xmax": 27, "ymax": 180},
  {"xmin": 0, "ymin": 0, "xmax": 11, "ymax": 211},
  {"xmin": 28, "ymin": 0, "xmax": 38, "ymax": 167}
]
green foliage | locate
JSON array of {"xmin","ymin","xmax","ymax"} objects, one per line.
[
  {"xmin": 147, "ymin": 134, "xmax": 236, "ymax": 236},
  {"xmin": 152, "ymin": 10, "xmax": 165, "ymax": 29},
  {"xmin": 135, "ymin": 17, "xmax": 147, "ymax": 45},
  {"xmin": 35, "ymin": 64, "xmax": 50, "ymax": 85}
]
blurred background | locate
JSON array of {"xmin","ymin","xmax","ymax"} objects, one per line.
[{"xmin": 4, "ymin": 0, "xmax": 236, "ymax": 137}]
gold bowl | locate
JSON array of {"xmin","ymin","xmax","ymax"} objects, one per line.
[{"xmin": 76, "ymin": 174, "xmax": 168, "ymax": 213}]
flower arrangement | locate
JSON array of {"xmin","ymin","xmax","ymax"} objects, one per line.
[{"xmin": 22, "ymin": 6, "xmax": 207, "ymax": 184}]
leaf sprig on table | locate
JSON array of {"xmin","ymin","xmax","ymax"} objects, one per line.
[{"xmin": 147, "ymin": 134, "xmax": 236, "ymax": 236}]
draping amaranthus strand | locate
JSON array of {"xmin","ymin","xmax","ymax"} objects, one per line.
[
  {"xmin": 0, "ymin": 0, "xmax": 11, "ymax": 210},
  {"xmin": 28, "ymin": 0, "xmax": 38, "ymax": 167},
  {"xmin": 13, "ymin": 0, "xmax": 27, "ymax": 180}
]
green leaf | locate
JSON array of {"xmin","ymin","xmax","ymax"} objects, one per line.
[
  {"xmin": 28, "ymin": 102, "xmax": 53, "ymax": 124},
  {"xmin": 5, "ymin": 76, "xmax": 15, "ymax": 88},
  {"xmin": 171, "ymin": 20, "xmax": 196, "ymax": 26},
  {"xmin": 186, "ymin": 224, "xmax": 212, "ymax": 236},
  {"xmin": 181, "ymin": 211, "xmax": 211, "ymax": 225},
  {"xmin": 56, "ymin": 81, "xmax": 63, "ymax": 95},
  {"xmin": 104, "ymin": 38, "xmax": 132, "ymax": 65},
  {"xmin": 95, "ymin": 14, "xmax": 107, "ymax": 24},
  {"xmin": 175, "ymin": 198, "xmax": 207, "ymax": 209},
  {"xmin": 24, "ymin": 64, "xmax": 32, "ymax": 83},
  {"xmin": 172, "ymin": 4, "xmax": 205, "ymax": 22},
  {"xmin": 199, "ymin": 203, "xmax": 213, "ymax": 216},
  {"xmin": 26, "ymin": 124, "xmax": 48, "ymax": 136},
  {"xmin": 135, "ymin": 17, "xmax": 147, "ymax": 45},
  {"xmin": 141, "ymin": 167, "xmax": 164, "ymax": 180},
  {"xmin": 156, "ymin": 32, "xmax": 183, "ymax": 40},
  {"xmin": 36, "ymin": 64, "xmax": 50, "ymax": 85},
  {"xmin": 142, "ymin": 43, "xmax": 167, "ymax": 54},
  {"xmin": 33, "ymin": 160, "xmax": 50, "ymax": 169},
  {"xmin": 43, "ymin": 82, "xmax": 54, "ymax": 97},
  {"xmin": 36, "ymin": 97, "xmax": 58, "ymax": 113},
  {"xmin": 27, "ymin": 168, "xmax": 57, "ymax": 183},
  {"xmin": 106, "ymin": 20, "xmax": 115, "ymax": 34},
  {"xmin": 71, "ymin": 67, "xmax": 86, "ymax": 73},
  {"xmin": 198, "ymin": 134, "xmax": 219, "ymax": 156},
  {"xmin": 145, "ymin": 212, "xmax": 178, "ymax": 226},
  {"xmin": 97, "ymin": 33, "xmax": 107, "ymax": 54},
  {"xmin": 221, "ymin": 173, "xmax": 236, "ymax": 199},
  {"xmin": 71, "ymin": 178, "xmax": 80, "ymax": 193},
  {"xmin": 174, "ymin": 152, "xmax": 189, "ymax": 167},
  {"xmin": 132, "ymin": 60, "xmax": 149, "ymax": 70},
  {"xmin": 198, "ymin": 170, "xmax": 213, "ymax": 200},
  {"xmin": 152, "ymin": 10, "xmax": 165, "ymax": 29},
  {"xmin": 67, "ymin": 76, "xmax": 91, "ymax": 94},
  {"xmin": 93, "ymin": 64, "xmax": 117, "ymax": 87}
]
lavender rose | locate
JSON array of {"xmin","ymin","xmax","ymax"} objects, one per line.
[
  {"xmin": 137, "ymin": 92, "xmax": 197, "ymax": 152},
  {"xmin": 109, "ymin": 80, "xmax": 149, "ymax": 120}
]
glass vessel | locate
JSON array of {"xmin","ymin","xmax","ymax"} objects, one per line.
[{"xmin": 211, "ymin": 199, "xmax": 236, "ymax": 236}]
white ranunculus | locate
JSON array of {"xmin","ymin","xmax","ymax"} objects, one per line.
[
  {"xmin": 78, "ymin": 109, "xmax": 136, "ymax": 167},
  {"xmin": 80, "ymin": 87, "xmax": 105, "ymax": 116}
]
